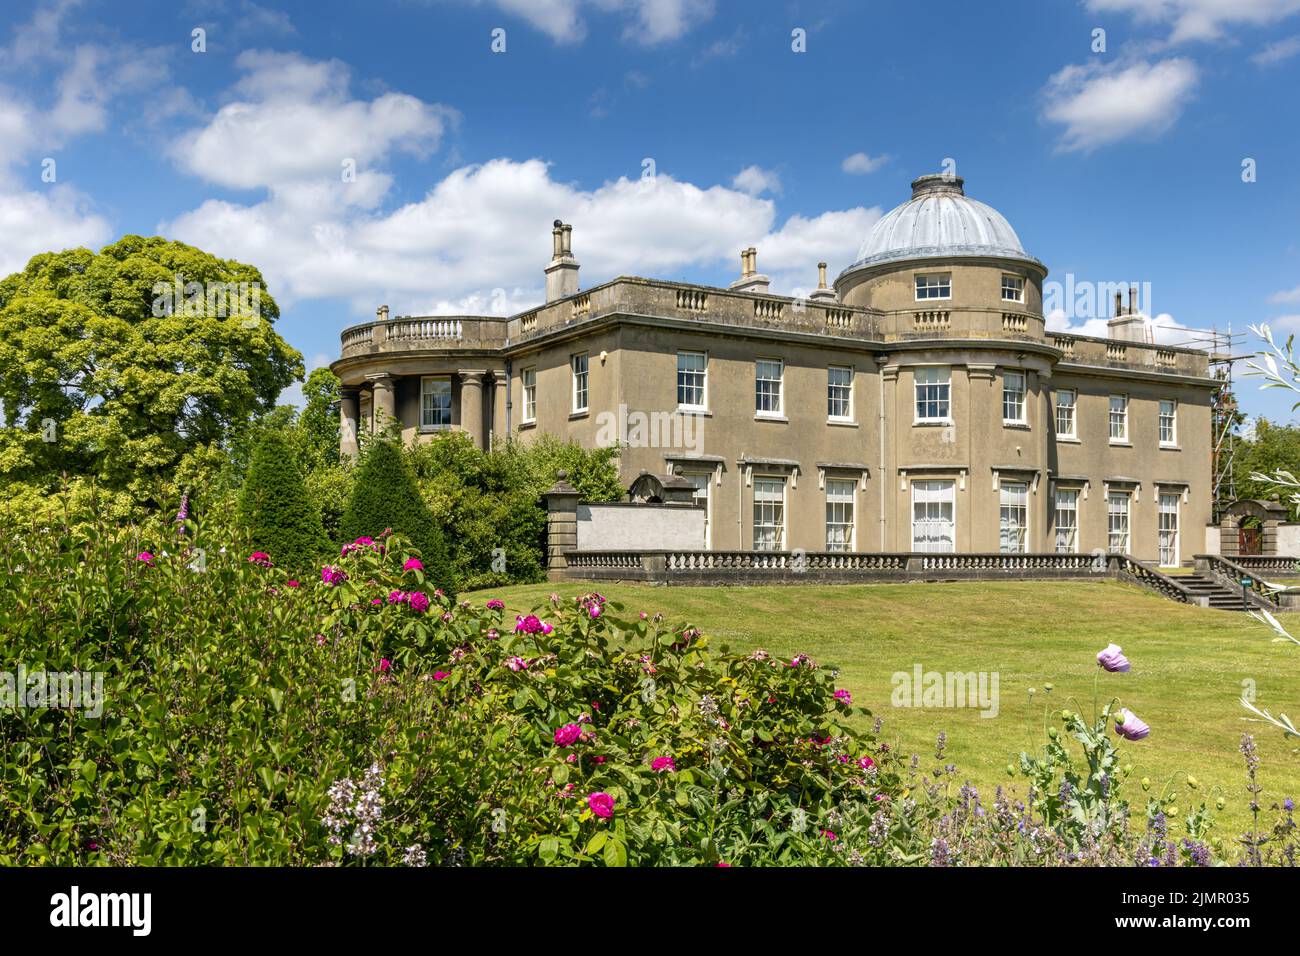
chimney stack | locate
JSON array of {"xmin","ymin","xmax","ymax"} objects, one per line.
[
  {"xmin": 377, "ymin": 304, "xmax": 389, "ymax": 322},
  {"xmin": 544, "ymin": 219, "xmax": 581, "ymax": 302},
  {"xmin": 729, "ymin": 246, "xmax": 770, "ymax": 294},
  {"xmin": 810, "ymin": 260, "xmax": 836, "ymax": 301},
  {"xmin": 1108, "ymin": 285, "xmax": 1147, "ymax": 343}
]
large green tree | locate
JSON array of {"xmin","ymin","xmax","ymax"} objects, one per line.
[
  {"xmin": 1237, "ymin": 417, "xmax": 1300, "ymax": 518},
  {"xmin": 0, "ymin": 236, "xmax": 302, "ymax": 505}
]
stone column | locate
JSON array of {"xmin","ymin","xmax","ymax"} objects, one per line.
[
  {"xmin": 1263, "ymin": 518, "xmax": 1280, "ymax": 556},
  {"xmin": 490, "ymin": 370, "xmax": 508, "ymax": 449},
  {"xmin": 1220, "ymin": 516, "xmax": 1239, "ymax": 558},
  {"xmin": 340, "ymin": 387, "xmax": 360, "ymax": 460},
  {"xmin": 458, "ymin": 370, "xmax": 486, "ymax": 450},
  {"xmin": 543, "ymin": 471, "xmax": 580, "ymax": 581},
  {"xmin": 368, "ymin": 374, "xmax": 396, "ymax": 437}
]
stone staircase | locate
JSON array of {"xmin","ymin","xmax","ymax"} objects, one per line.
[{"xmin": 1178, "ymin": 571, "xmax": 1255, "ymax": 611}]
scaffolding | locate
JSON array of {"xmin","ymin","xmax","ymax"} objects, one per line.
[{"xmin": 1159, "ymin": 323, "xmax": 1250, "ymax": 521}]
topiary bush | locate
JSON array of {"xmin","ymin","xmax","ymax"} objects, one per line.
[
  {"xmin": 236, "ymin": 429, "xmax": 331, "ymax": 574},
  {"xmin": 339, "ymin": 439, "xmax": 455, "ymax": 596}
]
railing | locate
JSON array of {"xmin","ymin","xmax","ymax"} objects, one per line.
[
  {"xmin": 1230, "ymin": 555, "xmax": 1300, "ymax": 574},
  {"xmin": 388, "ymin": 318, "xmax": 462, "ymax": 342},
  {"xmin": 1194, "ymin": 554, "xmax": 1283, "ymax": 608},
  {"xmin": 1050, "ymin": 334, "xmax": 1075, "ymax": 357},
  {"xmin": 560, "ymin": 551, "xmax": 1214, "ymax": 602},
  {"xmin": 1109, "ymin": 554, "xmax": 1204, "ymax": 606},
  {"xmin": 341, "ymin": 325, "xmax": 373, "ymax": 349},
  {"xmin": 675, "ymin": 289, "xmax": 708, "ymax": 312}
]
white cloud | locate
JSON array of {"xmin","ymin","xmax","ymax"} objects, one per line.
[
  {"xmin": 0, "ymin": 2, "xmax": 171, "ymax": 274},
  {"xmin": 841, "ymin": 152, "xmax": 889, "ymax": 175},
  {"xmin": 1253, "ymin": 33, "xmax": 1300, "ymax": 63},
  {"xmin": 169, "ymin": 50, "xmax": 455, "ymax": 193},
  {"xmin": 1270, "ymin": 285, "xmax": 1300, "ymax": 304},
  {"xmin": 0, "ymin": 185, "xmax": 111, "ymax": 276},
  {"xmin": 163, "ymin": 151, "xmax": 877, "ymax": 317},
  {"xmin": 1045, "ymin": 308, "xmax": 1206, "ymax": 347},
  {"xmin": 731, "ymin": 164, "xmax": 781, "ymax": 196},
  {"xmin": 1086, "ymin": 0, "xmax": 1300, "ymax": 45},
  {"xmin": 1042, "ymin": 58, "xmax": 1198, "ymax": 152},
  {"xmin": 450, "ymin": 0, "xmax": 714, "ymax": 45}
]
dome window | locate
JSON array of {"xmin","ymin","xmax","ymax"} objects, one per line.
[
  {"xmin": 915, "ymin": 273, "xmax": 951, "ymax": 301},
  {"xmin": 1002, "ymin": 275, "xmax": 1025, "ymax": 303}
]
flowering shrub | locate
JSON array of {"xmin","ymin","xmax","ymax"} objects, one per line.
[{"xmin": 1, "ymin": 501, "xmax": 1295, "ymax": 866}]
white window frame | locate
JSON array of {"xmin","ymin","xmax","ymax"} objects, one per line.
[
  {"xmin": 571, "ymin": 352, "xmax": 589, "ymax": 414},
  {"xmin": 1001, "ymin": 274, "xmax": 1025, "ymax": 303},
  {"xmin": 825, "ymin": 478, "xmax": 856, "ymax": 552},
  {"xmin": 914, "ymin": 273, "xmax": 952, "ymax": 301},
  {"xmin": 1055, "ymin": 388, "xmax": 1077, "ymax": 439},
  {"xmin": 676, "ymin": 350, "xmax": 708, "ymax": 411},
  {"xmin": 1002, "ymin": 370, "xmax": 1027, "ymax": 424},
  {"xmin": 521, "ymin": 367, "xmax": 537, "ymax": 424},
  {"xmin": 1159, "ymin": 399, "xmax": 1177, "ymax": 447},
  {"xmin": 911, "ymin": 479, "xmax": 956, "ymax": 553},
  {"xmin": 755, "ymin": 358, "xmax": 784, "ymax": 418},
  {"xmin": 1107, "ymin": 492, "xmax": 1131, "ymax": 554},
  {"xmin": 827, "ymin": 365, "xmax": 854, "ymax": 422},
  {"xmin": 752, "ymin": 476, "xmax": 786, "ymax": 551},
  {"xmin": 914, "ymin": 366, "xmax": 952, "ymax": 424},
  {"xmin": 1054, "ymin": 488, "xmax": 1079, "ymax": 554},
  {"xmin": 682, "ymin": 471, "xmax": 713, "ymax": 549},
  {"xmin": 999, "ymin": 480, "xmax": 1029, "ymax": 554},
  {"xmin": 420, "ymin": 376, "xmax": 452, "ymax": 430},
  {"xmin": 1109, "ymin": 394, "xmax": 1128, "ymax": 443},
  {"xmin": 1158, "ymin": 492, "xmax": 1180, "ymax": 567}
]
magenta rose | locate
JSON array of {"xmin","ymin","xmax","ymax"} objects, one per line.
[
  {"xmin": 651, "ymin": 756, "xmax": 676, "ymax": 773},
  {"xmin": 587, "ymin": 792, "xmax": 615, "ymax": 818},
  {"xmin": 553, "ymin": 723, "xmax": 582, "ymax": 747}
]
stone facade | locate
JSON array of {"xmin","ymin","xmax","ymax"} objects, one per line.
[{"xmin": 331, "ymin": 177, "xmax": 1218, "ymax": 567}]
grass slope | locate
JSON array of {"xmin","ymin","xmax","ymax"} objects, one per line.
[{"xmin": 478, "ymin": 579, "xmax": 1300, "ymax": 838}]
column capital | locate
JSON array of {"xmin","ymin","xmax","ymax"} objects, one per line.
[
  {"xmin": 364, "ymin": 372, "xmax": 395, "ymax": 386},
  {"xmin": 458, "ymin": 369, "xmax": 488, "ymax": 386}
]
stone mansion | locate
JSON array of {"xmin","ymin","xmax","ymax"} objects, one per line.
[{"xmin": 331, "ymin": 174, "xmax": 1216, "ymax": 566}]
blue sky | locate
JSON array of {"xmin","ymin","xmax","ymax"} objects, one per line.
[{"xmin": 1, "ymin": 0, "xmax": 1299, "ymax": 420}]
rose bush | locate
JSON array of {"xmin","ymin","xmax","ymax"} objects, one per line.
[{"xmin": 1, "ymin": 496, "xmax": 1295, "ymax": 866}]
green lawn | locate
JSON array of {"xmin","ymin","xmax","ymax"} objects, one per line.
[{"xmin": 477, "ymin": 579, "xmax": 1300, "ymax": 838}]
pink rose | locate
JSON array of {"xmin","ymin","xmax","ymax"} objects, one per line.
[
  {"xmin": 403, "ymin": 557, "xmax": 423, "ymax": 572},
  {"xmin": 651, "ymin": 756, "xmax": 676, "ymax": 773},
  {"xmin": 587, "ymin": 792, "xmax": 614, "ymax": 818},
  {"xmin": 553, "ymin": 723, "xmax": 582, "ymax": 747}
]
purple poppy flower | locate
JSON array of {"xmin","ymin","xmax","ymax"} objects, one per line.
[
  {"xmin": 1115, "ymin": 708, "xmax": 1150, "ymax": 741},
  {"xmin": 1096, "ymin": 643, "xmax": 1131, "ymax": 673}
]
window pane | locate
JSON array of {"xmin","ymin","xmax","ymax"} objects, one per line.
[
  {"xmin": 914, "ymin": 366, "xmax": 951, "ymax": 421},
  {"xmin": 753, "ymin": 477, "xmax": 785, "ymax": 550},
  {"xmin": 756, "ymin": 360, "xmax": 782, "ymax": 414},
  {"xmin": 999, "ymin": 481, "xmax": 1028, "ymax": 553},
  {"xmin": 1054, "ymin": 489, "xmax": 1079, "ymax": 553},
  {"xmin": 825, "ymin": 478, "xmax": 855, "ymax": 551},
  {"xmin": 912, "ymin": 480, "xmax": 955, "ymax": 553},
  {"xmin": 420, "ymin": 378, "xmax": 452, "ymax": 429},
  {"xmin": 1003, "ymin": 371, "xmax": 1026, "ymax": 422},
  {"xmin": 828, "ymin": 366, "xmax": 852, "ymax": 419},
  {"xmin": 677, "ymin": 351, "xmax": 707, "ymax": 408}
]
